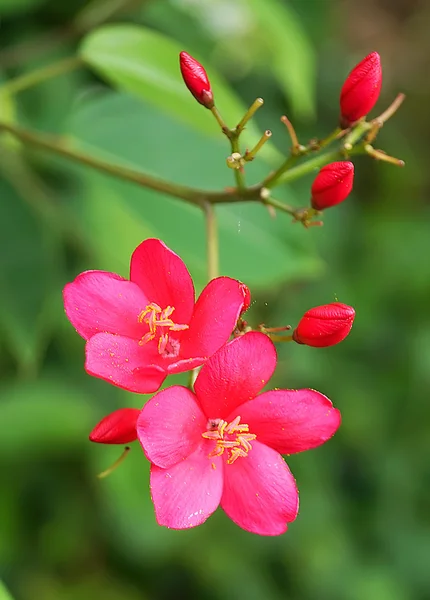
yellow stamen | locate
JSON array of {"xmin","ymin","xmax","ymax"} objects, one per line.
[
  {"xmin": 202, "ymin": 416, "xmax": 256, "ymax": 464},
  {"xmin": 137, "ymin": 303, "xmax": 189, "ymax": 354}
]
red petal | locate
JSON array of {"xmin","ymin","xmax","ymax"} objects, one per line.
[
  {"xmin": 150, "ymin": 441, "xmax": 223, "ymax": 529},
  {"xmin": 194, "ymin": 332, "xmax": 276, "ymax": 419},
  {"xmin": 179, "ymin": 51, "xmax": 214, "ymax": 108},
  {"xmin": 130, "ymin": 239, "xmax": 195, "ymax": 325},
  {"xmin": 237, "ymin": 389, "xmax": 341, "ymax": 454},
  {"xmin": 63, "ymin": 271, "xmax": 148, "ymax": 341},
  {"xmin": 85, "ymin": 333, "xmax": 166, "ymax": 393},
  {"xmin": 293, "ymin": 302, "xmax": 355, "ymax": 347},
  {"xmin": 221, "ymin": 441, "xmax": 298, "ymax": 535},
  {"xmin": 340, "ymin": 51, "xmax": 382, "ymax": 125},
  {"xmin": 89, "ymin": 408, "xmax": 140, "ymax": 444},
  {"xmin": 137, "ymin": 386, "xmax": 206, "ymax": 468},
  {"xmin": 311, "ymin": 162, "xmax": 354, "ymax": 210},
  {"xmin": 179, "ymin": 276, "xmax": 248, "ymax": 361}
]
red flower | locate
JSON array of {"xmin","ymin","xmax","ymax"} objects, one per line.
[
  {"xmin": 137, "ymin": 332, "xmax": 341, "ymax": 535},
  {"xmin": 293, "ymin": 303, "xmax": 355, "ymax": 347},
  {"xmin": 89, "ymin": 408, "xmax": 140, "ymax": 444},
  {"xmin": 340, "ymin": 51, "xmax": 382, "ymax": 127},
  {"xmin": 311, "ymin": 161, "xmax": 354, "ymax": 210},
  {"xmin": 179, "ymin": 51, "xmax": 214, "ymax": 109},
  {"xmin": 64, "ymin": 239, "xmax": 249, "ymax": 394}
]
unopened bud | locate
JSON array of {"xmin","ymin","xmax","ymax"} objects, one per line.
[
  {"xmin": 293, "ymin": 302, "xmax": 355, "ymax": 347},
  {"xmin": 311, "ymin": 161, "xmax": 354, "ymax": 210},
  {"xmin": 89, "ymin": 408, "xmax": 140, "ymax": 444},
  {"xmin": 179, "ymin": 51, "xmax": 214, "ymax": 109},
  {"xmin": 340, "ymin": 52, "xmax": 382, "ymax": 128},
  {"xmin": 239, "ymin": 282, "xmax": 251, "ymax": 314}
]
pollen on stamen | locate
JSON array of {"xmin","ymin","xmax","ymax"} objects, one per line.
[{"xmin": 202, "ymin": 416, "xmax": 256, "ymax": 464}]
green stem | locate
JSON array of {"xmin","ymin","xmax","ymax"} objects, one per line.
[
  {"xmin": 204, "ymin": 202, "xmax": 219, "ymax": 280},
  {"xmin": 230, "ymin": 134, "xmax": 245, "ymax": 189},
  {"xmin": 262, "ymin": 196, "xmax": 296, "ymax": 217},
  {"xmin": 0, "ymin": 56, "xmax": 82, "ymax": 95},
  {"xmin": 262, "ymin": 154, "xmax": 300, "ymax": 188},
  {"xmin": 265, "ymin": 149, "xmax": 343, "ymax": 188},
  {"xmin": 0, "ymin": 121, "xmax": 211, "ymax": 207}
]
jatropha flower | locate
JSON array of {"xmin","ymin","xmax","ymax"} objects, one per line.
[
  {"xmin": 179, "ymin": 51, "xmax": 214, "ymax": 109},
  {"xmin": 293, "ymin": 302, "xmax": 355, "ymax": 347},
  {"xmin": 340, "ymin": 51, "xmax": 382, "ymax": 128},
  {"xmin": 63, "ymin": 239, "xmax": 249, "ymax": 394},
  {"xmin": 311, "ymin": 161, "xmax": 354, "ymax": 211},
  {"xmin": 137, "ymin": 332, "xmax": 341, "ymax": 535}
]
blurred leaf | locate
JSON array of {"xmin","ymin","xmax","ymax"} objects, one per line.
[
  {"xmin": 0, "ymin": 378, "xmax": 96, "ymax": 456},
  {"xmin": 0, "ymin": 0, "xmax": 46, "ymax": 16},
  {"xmin": 246, "ymin": 0, "xmax": 315, "ymax": 119},
  {"xmin": 0, "ymin": 581, "xmax": 15, "ymax": 600},
  {"xmin": 79, "ymin": 24, "xmax": 280, "ymax": 161},
  {"xmin": 67, "ymin": 92, "xmax": 322, "ymax": 289},
  {"xmin": 0, "ymin": 176, "xmax": 63, "ymax": 375}
]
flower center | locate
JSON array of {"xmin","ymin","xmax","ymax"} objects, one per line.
[
  {"xmin": 201, "ymin": 416, "xmax": 256, "ymax": 464},
  {"xmin": 137, "ymin": 303, "xmax": 189, "ymax": 356}
]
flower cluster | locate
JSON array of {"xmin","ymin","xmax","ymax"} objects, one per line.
[
  {"xmin": 61, "ymin": 47, "xmax": 400, "ymax": 536},
  {"xmin": 64, "ymin": 239, "xmax": 354, "ymax": 535}
]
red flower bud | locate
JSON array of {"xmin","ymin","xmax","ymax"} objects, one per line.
[
  {"xmin": 340, "ymin": 51, "xmax": 382, "ymax": 127},
  {"xmin": 179, "ymin": 51, "xmax": 214, "ymax": 109},
  {"xmin": 311, "ymin": 161, "xmax": 354, "ymax": 210},
  {"xmin": 293, "ymin": 303, "xmax": 355, "ymax": 347},
  {"xmin": 89, "ymin": 408, "xmax": 140, "ymax": 444},
  {"xmin": 240, "ymin": 282, "xmax": 251, "ymax": 314}
]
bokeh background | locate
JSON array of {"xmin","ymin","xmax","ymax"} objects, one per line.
[{"xmin": 1, "ymin": 0, "xmax": 429, "ymax": 599}]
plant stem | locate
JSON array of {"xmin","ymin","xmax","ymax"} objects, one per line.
[
  {"xmin": 0, "ymin": 121, "xmax": 210, "ymax": 207},
  {"xmin": 230, "ymin": 134, "xmax": 245, "ymax": 189},
  {"xmin": 236, "ymin": 98, "xmax": 264, "ymax": 134},
  {"xmin": 0, "ymin": 56, "xmax": 82, "ymax": 95},
  {"xmin": 204, "ymin": 202, "xmax": 219, "ymax": 280},
  {"xmin": 264, "ymin": 149, "xmax": 343, "ymax": 188}
]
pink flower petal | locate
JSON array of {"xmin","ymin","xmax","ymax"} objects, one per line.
[
  {"xmin": 167, "ymin": 356, "xmax": 207, "ymax": 375},
  {"xmin": 179, "ymin": 277, "xmax": 248, "ymax": 360},
  {"xmin": 137, "ymin": 386, "xmax": 206, "ymax": 468},
  {"xmin": 130, "ymin": 239, "xmax": 195, "ymax": 324},
  {"xmin": 85, "ymin": 333, "xmax": 166, "ymax": 393},
  {"xmin": 150, "ymin": 441, "xmax": 223, "ymax": 529},
  {"xmin": 194, "ymin": 332, "xmax": 277, "ymax": 419},
  {"xmin": 238, "ymin": 389, "xmax": 341, "ymax": 454},
  {"xmin": 63, "ymin": 271, "xmax": 148, "ymax": 341},
  {"xmin": 221, "ymin": 440, "xmax": 298, "ymax": 535}
]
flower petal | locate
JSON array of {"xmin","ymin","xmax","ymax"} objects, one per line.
[
  {"xmin": 194, "ymin": 332, "xmax": 277, "ymax": 419},
  {"xmin": 179, "ymin": 277, "xmax": 248, "ymax": 360},
  {"xmin": 221, "ymin": 440, "xmax": 298, "ymax": 535},
  {"xmin": 137, "ymin": 386, "xmax": 206, "ymax": 468},
  {"xmin": 150, "ymin": 441, "xmax": 223, "ymax": 529},
  {"xmin": 63, "ymin": 271, "xmax": 148, "ymax": 341},
  {"xmin": 85, "ymin": 333, "xmax": 166, "ymax": 393},
  {"xmin": 238, "ymin": 389, "xmax": 341, "ymax": 454},
  {"xmin": 89, "ymin": 408, "xmax": 140, "ymax": 444},
  {"xmin": 130, "ymin": 239, "xmax": 195, "ymax": 324},
  {"xmin": 167, "ymin": 356, "xmax": 207, "ymax": 375}
]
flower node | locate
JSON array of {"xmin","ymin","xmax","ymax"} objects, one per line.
[
  {"xmin": 202, "ymin": 416, "xmax": 256, "ymax": 464},
  {"xmin": 137, "ymin": 303, "xmax": 189, "ymax": 355}
]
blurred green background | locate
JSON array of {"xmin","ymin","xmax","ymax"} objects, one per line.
[{"xmin": 1, "ymin": 0, "xmax": 429, "ymax": 599}]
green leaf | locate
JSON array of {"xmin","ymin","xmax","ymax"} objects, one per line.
[
  {"xmin": 246, "ymin": 0, "xmax": 315, "ymax": 119},
  {"xmin": 67, "ymin": 92, "xmax": 322, "ymax": 290},
  {"xmin": 79, "ymin": 24, "xmax": 280, "ymax": 161},
  {"xmin": 0, "ymin": 177, "xmax": 63, "ymax": 374},
  {"xmin": 0, "ymin": 581, "xmax": 14, "ymax": 600},
  {"xmin": 0, "ymin": 378, "xmax": 97, "ymax": 457},
  {"xmin": 0, "ymin": 0, "xmax": 46, "ymax": 15}
]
